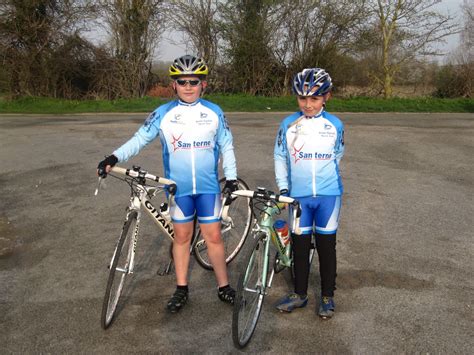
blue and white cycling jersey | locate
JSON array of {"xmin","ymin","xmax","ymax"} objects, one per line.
[
  {"xmin": 113, "ymin": 98, "xmax": 237, "ymax": 197},
  {"xmin": 274, "ymin": 110, "xmax": 344, "ymax": 197}
]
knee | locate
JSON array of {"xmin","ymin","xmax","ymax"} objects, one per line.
[
  {"xmin": 174, "ymin": 231, "xmax": 193, "ymax": 245},
  {"xmin": 202, "ymin": 231, "xmax": 222, "ymax": 245}
]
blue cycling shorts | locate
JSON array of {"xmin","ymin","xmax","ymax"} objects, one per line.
[
  {"xmin": 293, "ymin": 195, "xmax": 342, "ymax": 235},
  {"xmin": 170, "ymin": 193, "xmax": 221, "ymax": 224}
]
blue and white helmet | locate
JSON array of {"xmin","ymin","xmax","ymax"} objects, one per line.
[{"xmin": 292, "ymin": 68, "xmax": 332, "ymax": 96}]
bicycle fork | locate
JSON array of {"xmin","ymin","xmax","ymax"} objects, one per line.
[{"xmin": 108, "ymin": 210, "xmax": 141, "ymax": 275}]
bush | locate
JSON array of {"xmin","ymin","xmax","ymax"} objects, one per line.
[
  {"xmin": 147, "ymin": 84, "xmax": 174, "ymax": 98},
  {"xmin": 434, "ymin": 63, "xmax": 473, "ymax": 98}
]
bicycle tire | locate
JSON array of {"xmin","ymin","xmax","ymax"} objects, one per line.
[
  {"xmin": 232, "ymin": 231, "xmax": 268, "ymax": 349},
  {"xmin": 101, "ymin": 211, "xmax": 138, "ymax": 329},
  {"xmin": 194, "ymin": 177, "xmax": 252, "ymax": 270}
]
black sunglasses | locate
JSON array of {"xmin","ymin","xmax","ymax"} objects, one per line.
[{"xmin": 176, "ymin": 79, "xmax": 201, "ymax": 86}]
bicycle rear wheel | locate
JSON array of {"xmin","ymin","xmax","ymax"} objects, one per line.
[
  {"xmin": 232, "ymin": 232, "xmax": 268, "ymax": 349},
  {"xmin": 101, "ymin": 211, "xmax": 138, "ymax": 329},
  {"xmin": 194, "ymin": 177, "xmax": 252, "ymax": 270}
]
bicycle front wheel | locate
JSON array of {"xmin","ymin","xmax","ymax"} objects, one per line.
[
  {"xmin": 101, "ymin": 211, "xmax": 138, "ymax": 329},
  {"xmin": 194, "ymin": 177, "xmax": 252, "ymax": 270},
  {"xmin": 232, "ymin": 232, "xmax": 268, "ymax": 349}
]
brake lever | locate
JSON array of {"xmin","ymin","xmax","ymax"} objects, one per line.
[{"xmin": 94, "ymin": 177, "xmax": 103, "ymax": 196}]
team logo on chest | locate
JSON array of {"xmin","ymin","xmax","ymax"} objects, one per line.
[
  {"xmin": 170, "ymin": 113, "xmax": 185, "ymax": 125},
  {"xmin": 291, "ymin": 142, "xmax": 332, "ymax": 163},
  {"xmin": 291, "ymin": 143, "xmax": 304, "ymax": 164},
  {"xmin": 196, "ymin": 111, "xmax": 213, "ymax": 126},
  {"xmin": 170, "ymin": 133, "xmax": 212, "ymax": 152}
]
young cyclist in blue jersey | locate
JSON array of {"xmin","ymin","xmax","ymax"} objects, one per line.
[
  {"xmin": 97, "ymin": 55, "xmax": 239, "ymax": 313},
  {"xmin": 274, "ymin": 68, "xmax": 344, "ymax": 319}
]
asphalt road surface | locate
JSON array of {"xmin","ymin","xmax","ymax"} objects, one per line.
[{"xmin": 0, "ymin": 112, "xmax": 473, "ymax": 353}]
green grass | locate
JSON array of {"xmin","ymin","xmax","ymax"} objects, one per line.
[{"xmin": 0, "ymin": 95, "xmax": 472, "ymax": 113}]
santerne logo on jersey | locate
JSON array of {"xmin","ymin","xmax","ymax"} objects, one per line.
[
  {"xmin": 171, "ymin": 135, "xmax": 212, "ymax": 152},
  {"xmin": 292, "ymin": 148, "xmax": 332, "ymax": 163}
]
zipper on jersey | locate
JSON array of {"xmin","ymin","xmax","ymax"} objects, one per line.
[
  {"xmin": 191, "ymin": 138, "xmax": 196, "ymax": 194},
  {"xmin": 311, "ymin": 118, "xmax": 317, "ymax": 197},
  {"xmin": 312, "ymin": 155, "xmax": 316, "ymax": 196}
]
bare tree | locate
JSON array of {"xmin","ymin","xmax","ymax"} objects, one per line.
[
  {"xmin": 0, "ymin": 0, "xmax": 95, "ymax": 97},
  {"xmin": 368, "ymin": 0, "xmax": 459, "ymax": 98},
  {"xmin": 437, "ymin": 0, "xmax": 473, "ymax": 98},
  {"xmin": 272, "ymin": 0, "xmax": 367, "ymax": 92},
  {"xmin": 460, "ymin": 0, "xmax": 473, "ymax": 54},
  {"xmin": 218, "ymin": 0, "xmax": 288, "ymax": 94},
  {"xmin": 97, "ymin": 0, "xmax": 165, "ymax": 98},
  {"xmin": 166, "ymin": 0, "xmax": 220, "ymax": 71}
]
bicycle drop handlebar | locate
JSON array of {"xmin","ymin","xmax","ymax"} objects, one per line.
[
  {"xmin": 94, "ymin": 166, "xmax": 178, "ymax": 196},
  {"xmin": 222, "ymin": 189, "xmax": 302, "ymax": 234},
  {"xmin": 110, "ymin": 167, "xmax": 177, "ymax": 195}
]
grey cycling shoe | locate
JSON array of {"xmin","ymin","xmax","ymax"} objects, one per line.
[{"xmin": 275, "ymin": 293, "xmax": 308, "ymax": 312}]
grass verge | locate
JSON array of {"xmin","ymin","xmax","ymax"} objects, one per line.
[{"xmin": 0, "ymin": 95, "xmax": 472, "ymax": 114}]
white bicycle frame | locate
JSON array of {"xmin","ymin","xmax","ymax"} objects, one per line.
[
  {"xmin": 102, "ymin": 167, "xmax": 177, "ymax": 275},
  {"xmin": 98, "ymin": 166, "xmax": 241, "ymax": 277}
]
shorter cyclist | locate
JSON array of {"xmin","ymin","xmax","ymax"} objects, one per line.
[
  {"xmin": 97, "ymin": 55, "xmax": 239, "ymax": 313},
  {"xmin": 273, "ymin": 68, "xmax": 344, "ymax": 319}
]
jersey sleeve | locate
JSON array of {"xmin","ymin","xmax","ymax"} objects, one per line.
[
  {"xmin": 274, "ymin": 121, "xmax": 289, "ymax": 191},
  {"xmin": 112, "ymin": 111, "xmax": 161, "ymax": 162},
  {"xmin": 216, "ymin": 111, "xmax": 237, "ymax": 180}
]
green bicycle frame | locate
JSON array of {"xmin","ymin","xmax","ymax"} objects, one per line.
[{"xmin": 246, "ymin": 200, "xmax": 292, "ymax": 290}]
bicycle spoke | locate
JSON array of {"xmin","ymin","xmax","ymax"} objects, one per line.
[
  {"xmin": 101, "ymin": 212, "xmax": 137, "ymax": 329},
  {"xmin": 233, "ymin": 232, "xmax": 267, "ymax": 348},
  {"xmin": 193, "ymin": 177, "xmax": 252, "ymax": 270}
]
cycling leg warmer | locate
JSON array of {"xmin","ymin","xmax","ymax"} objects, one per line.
[
  {"xmin": 292, "ymin": 233, "xmax": 312, "ymax": 296},
  {"xmin": 315, "ymin": 233, "xmax": 337, "ymax": 297}
]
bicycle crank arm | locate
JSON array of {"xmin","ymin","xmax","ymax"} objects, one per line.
[{"xmin": 157, "ymin": 259, "xmax": 173, "ymax": 276}]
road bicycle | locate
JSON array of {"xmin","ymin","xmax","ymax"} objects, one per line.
[
  {"xmin": 230, "ymin": 187, "xmax": 313, "ymax": 349},
  {"xmin": 95, "ymin": 166, "xmax": 252, "ymax": 329}
]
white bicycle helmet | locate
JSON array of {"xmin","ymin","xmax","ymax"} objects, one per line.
[{"xmin": 292, "ymin": 68, "xmax": 332, "ymax": 96}]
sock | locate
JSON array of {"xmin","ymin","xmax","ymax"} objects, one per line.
[
  {"xmin": 218, "ymin": 284, "xmax": 230, "ymax": 292},
  {"xmin": 177, "ymin": 285, "xmax": 188, "ymax": 292}
]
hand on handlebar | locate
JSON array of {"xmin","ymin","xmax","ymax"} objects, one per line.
[
  {"xmin": 222, "ymin": 179, "xmax": 239, "ymax": 205},
  {"xmin": 97, "ymin": 155, "xmax": 118, "ymax": 178}
]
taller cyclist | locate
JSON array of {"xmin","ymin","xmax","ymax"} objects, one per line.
[
  {"xmin": 274, "ymin": 68, "xmax": 345, "ymax": 319},
  {"xmin": 97, "ymin": 55, "xmax": 239, "ymax": 312}
]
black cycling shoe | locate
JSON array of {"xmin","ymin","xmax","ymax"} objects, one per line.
[
  {"xmin": 218, "ymin": 285, "xmax": 236, "ymax": 305},
  {"xmin": 166, "ymin": 289, "xmax": 188, "ymax": 313}
]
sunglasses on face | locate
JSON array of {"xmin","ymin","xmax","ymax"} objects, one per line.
[{"xmin": 175, "ymin": 79, "xmax": 201, "ymax": 86}]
